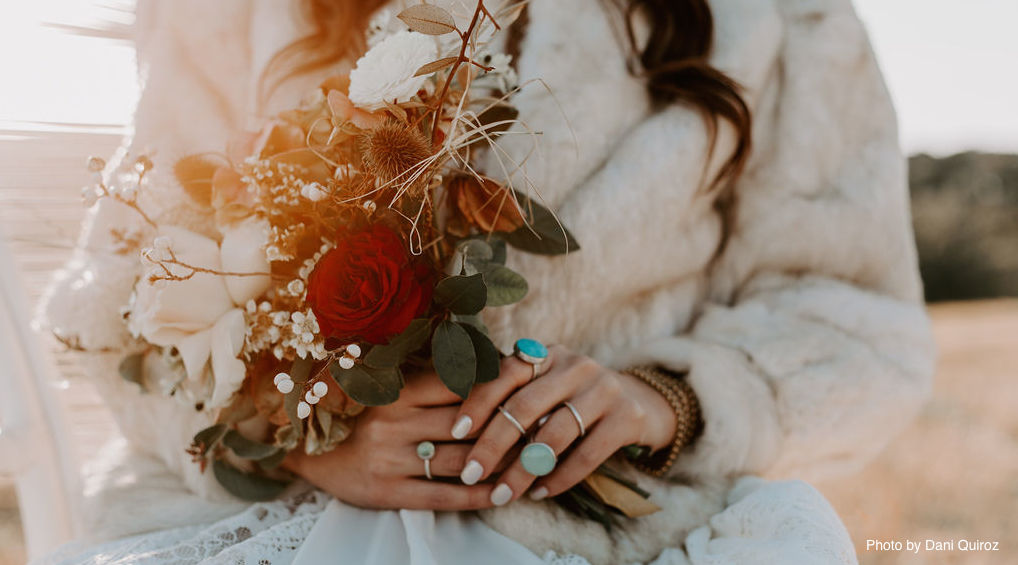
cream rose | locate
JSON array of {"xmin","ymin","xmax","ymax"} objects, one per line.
[
  {"xmin": 348, "ymin": 31, "xmax": 438, "ymax": 110},
  {"xmin": 128, "ymin": 219, "xmax": 271, "ymax": 408}
]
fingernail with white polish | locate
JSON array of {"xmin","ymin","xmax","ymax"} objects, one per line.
[
  {"xmin": 529, "ymin": 487, "xmax": 548, "ymax": 501},
  {"xmin": 491, "ymin": 484, "xmax": 513, "ymax": 506},
  {"xmin": 451, "ymin": 415, "xmax": 472, "ymax": 440},
  {"xmin": 461, "ymin": 460, "xmax": 483, "ymax": 485}
]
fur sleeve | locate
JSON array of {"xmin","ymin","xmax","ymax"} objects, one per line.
[{"xmin": 631, "ymin": 0, "xmax": 936, "ymax": 482}]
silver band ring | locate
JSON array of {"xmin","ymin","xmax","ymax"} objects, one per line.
[
  {"xmin": 416, "ymin": 441, "xmax": 436, "ymax": 480},
  {"xmin": 563, "ymin": 401, "xmax": 586, "ymax": 437},
  {"xmin": 498, "ymin": 406, "xmax": 527, "ymax": 436}
]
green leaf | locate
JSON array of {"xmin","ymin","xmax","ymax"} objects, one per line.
[
  {"xmin": 501, "ymin": 192, "xmax": 580, "ymax": 256},
  {"xmin": 434, "ymin": 273, "xmax": 487, "ymax": 315},
  {"xmin": 451, "ymin": 313, "xmax": 488, "ymax": 334},
  {"xmin": 258, "ymin": 448, "xmax": 287, "ymax": 471},
  {"xmin": 363, "ymin": 318, "xmax": 432, "ymax": 369},
  {"xmin": 460, "ymin": 323, "xmax": 500, "ymax": 384},
  {"xmin": 489, "ymin": 237, "xmax": 508, "ymax": 265},
  {"xmin": 432, "ymin": 321, "xmax": 476, "ymax": 398},
  {"xmin": 212, "ymin": 459, "xmax": 289, "ymax": 502},
  {"xmin": 118, "ymin": 353, "xmax": 144, "ymax": 385},
  {"xmin": 192, "ymin": 423, "xmax": 228, "ymax": 455},
  {"xmin": 481, "ymin": 264, "xmax": 528, "ymax": 306},
  {"xmin": 458, "ymin": 239, "xmax": 494, "ymax": 276},
  {"xmin": 329, "ymin": 362, "xmax": 402, "ymax": 406},
  {"xmin": 222, "ymin": 430, "xmax": 279, "ymax": 460}
]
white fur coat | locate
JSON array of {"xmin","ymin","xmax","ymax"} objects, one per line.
[{"xmin": 43, "ymin": 0, "xmax": 935, "ymax": 562}]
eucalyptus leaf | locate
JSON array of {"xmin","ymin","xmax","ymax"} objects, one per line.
[
  {"xmin": 363, "ymin": 318, "xmax": 432, "ymax": 368},
  {"xmin": 434, "ymin": 274, "xmax": 487, "ymax": 315},
  {"xmin": 397, "ymin": 5, "xmax": 458, "ymax": 35},
  {"xmin": 460, "ymin": 323, "xmax": 500, "ymax": 383},
  {"xmin": 212, "ymin": 459, "xmax": 289, "ymax": 502},
  {"xmin": 489, "ymin": 237, "xmax": 508, "ymax": 265},
  {"xmin": 258, "ymin": 448, "xmax": 287, "ymax": 471},
  {"xmin": 118, "ymin": 353, "xmax": 144, "ymax": 385},
  {"xmin": 457, "ymin": 239, "xmax": 494, "ymax": 276},
  {"xmin": 329, "ymin": 362, "xmax": 402, "ymax": 406},
  {"xmin": 481, "ymin": 264, "xmax": 528, "ymax": 306},
  {"xmin": 222, "ymin": 430, "xmax": 279, "ymax": 460},
  {"xmin": 501, "ymin": 192, "xmax": 580, "ymax": 255},
  {"xmin": 192, "ymin": 423, "xmax": 228, "ymax": 455},
  {"xmin": 458, "ymin": 238, "xmax": 494, "ymax": 263},
  {"xmin": 432, "ymin": 321, "xmax": 476, "ymax": 398},
  {"xmin": 451, "ymin": 313, "xmax": 489, "ymax": 334}
]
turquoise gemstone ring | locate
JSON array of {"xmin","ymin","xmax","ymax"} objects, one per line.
[
  {"xmin": 521, "ymin": 442, "xmax": 557, "ymax": 477},
  {"xmin": 513, "ymin": 338, "xmax": 549, "ymax": 365}
]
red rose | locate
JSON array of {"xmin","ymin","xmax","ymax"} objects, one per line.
[{"xmin": 306, "ymin": 224, "xmax": 434, "ymax": 344}]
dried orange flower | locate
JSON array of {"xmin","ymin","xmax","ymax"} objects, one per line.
[{"xmin": 448, "ymin": 176, "xmax": 525, "ymax": 233}]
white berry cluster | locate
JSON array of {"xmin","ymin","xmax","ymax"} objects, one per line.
[{"xmin": 279, "ymin": 342, "xmax": 361, "ymax": 420}]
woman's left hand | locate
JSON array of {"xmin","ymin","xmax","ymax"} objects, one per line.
[{"xmin": 449, "ymin": 345, "xmax": 678, "ymax": 505}]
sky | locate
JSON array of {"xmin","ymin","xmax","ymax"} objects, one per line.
[{"xmin": 1, "ymin": 0, "xmax": 1016, "ymax": 156}]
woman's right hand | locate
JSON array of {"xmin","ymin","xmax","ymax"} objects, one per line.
[{"xmin": 283, "ymin": 373, "xmax": 497, "ymax": 510}]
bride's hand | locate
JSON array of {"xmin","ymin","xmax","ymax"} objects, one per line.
[
  {"xmin": 450, "ymin": 345, "xmax": 677, "ymax": 505},
  {"xmin": 284, "ymin": 374, "xmax": 496, "ymax": 510}
]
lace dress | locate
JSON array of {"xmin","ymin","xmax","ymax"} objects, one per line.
[{"xmin": 38, "ymin": 478, "xmax": 857, "ymax": 565}]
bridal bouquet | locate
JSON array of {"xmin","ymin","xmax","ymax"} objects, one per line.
[{"xmin": 86, "ymin": 1, "xmax": 653, "ymax": 525}]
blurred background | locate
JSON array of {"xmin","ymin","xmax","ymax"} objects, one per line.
[{"xmin": 0, "ymin": 1, "xmax": 1015, "ymax": 563}]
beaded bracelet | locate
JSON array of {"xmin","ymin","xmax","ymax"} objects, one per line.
[{"xmin": 622, "ymin": 366, "xmax": 704, "ymax": 477}]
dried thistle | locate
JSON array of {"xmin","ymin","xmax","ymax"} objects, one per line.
[{"xmin": 360, "ymin": 121, "xmax": 433, "ymax": 189}]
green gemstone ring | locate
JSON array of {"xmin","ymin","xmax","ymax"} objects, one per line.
[
  {"xmin": 417, "ymin": 441, "xmax": 436, "ymax": 480},
  {"xmin": 520, "ymin": 442, "xmax": 557, "ymax": 477}
]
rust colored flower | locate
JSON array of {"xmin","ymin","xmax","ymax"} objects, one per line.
[
  {"xmin": 448, "ymin": 176, "xmax": 525, "ymax": 233},
  {"xmin": 306, "ymin": 224, "xmax": 434, "ymax": 344}
]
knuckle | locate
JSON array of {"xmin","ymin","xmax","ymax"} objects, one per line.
[
  {"xmin": 538, "ymin": 419, "xmax": 574, "ymax": 450},
  {"xmin": 598, "ymin": 374, "xmax": 623, "ymax": 398},
  {"xmin": 424, "ymin": 490, "xmax": 451, "ymax": 509},
  {"xmin": 575, "ymin": 356, "xmax": 600, "ymax": 373},
  {"xmin": 572, "ymin": 447, "xmax": 603, "ymax": 469},
  {"xmin": 508, "ymin": 390, "xmax": 540, "ymax": 419},
  {"xmin": 358, "ymin": 420, "xmax": 388, "ymax": 443},
  {"xmin": 441, "ymin": 450, "xmax": 468, "ymax": 474},
  {"xmin": 364, "ymin": 453, "xmax": 392, "ymax": 478}
]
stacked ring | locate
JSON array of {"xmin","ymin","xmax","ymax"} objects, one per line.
[
  {"xmin": 562, "ymin": 401, "xmax": 586, "ymax": 437},
  {"xmin": 514, "ymin": 338, "xmax": 549, "ymax": 381},
  {"xmin": 417, "ymin": 441, "xmax": 436, "ymax": 480},
  {"xmin": 497, "ymin": 406, "xmax": 527, "ymax": 436}
]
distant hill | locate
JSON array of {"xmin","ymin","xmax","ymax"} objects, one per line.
[{"xmin": 910, "ymin": 152, "xmax": 1018, "ymax": 302}]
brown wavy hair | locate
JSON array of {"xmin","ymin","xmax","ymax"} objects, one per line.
[{"xmin": 265, "ymin": 0, "xmax": 751, "ymax": 249}]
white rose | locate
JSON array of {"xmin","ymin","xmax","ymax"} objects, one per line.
[
  {"xmin": 128, "ymin": 219, "xmax": 271, "ymax": 408},
  {"xmin": 348, "ymin": 31, "xmax": 438, "ymax": 110}
]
